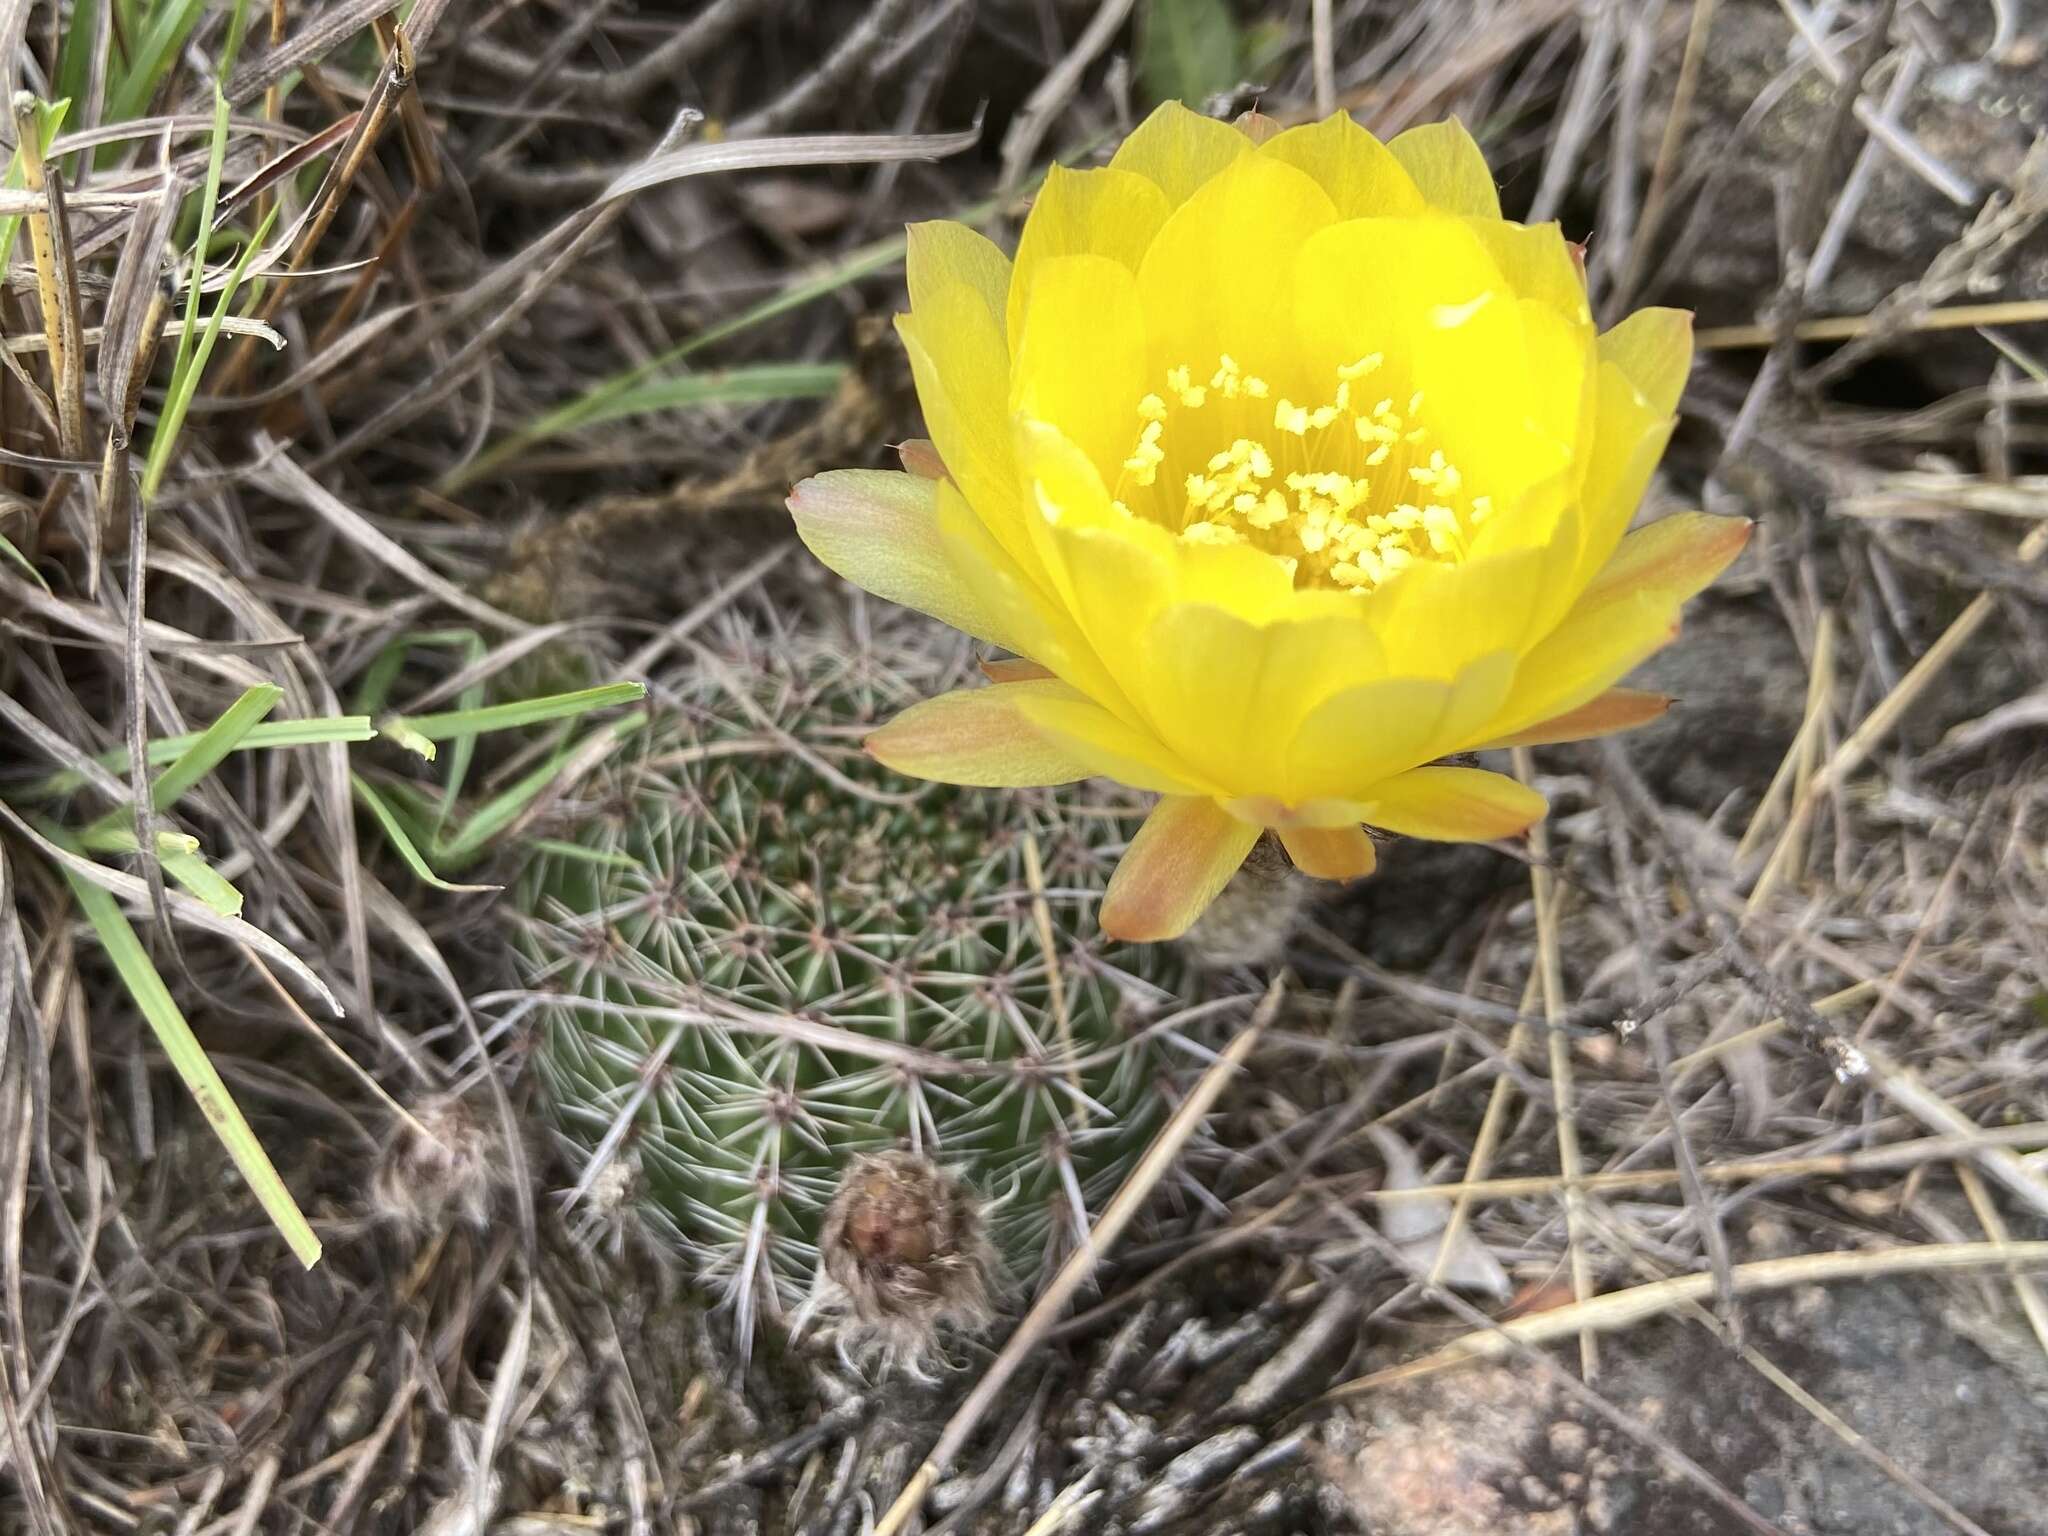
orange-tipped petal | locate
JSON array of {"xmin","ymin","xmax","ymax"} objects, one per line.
[
  {"xmin": 896, "ymin": 438, "xmax": 948, "ymax": 480},
  {"xmin": 1100, "ymin": 798, "xmax": 1262, "ymax": 942},
  {"xmin": 1489, "ymin": 511, "xmax": 1751, "ymax": 737},
  {"xmin": 1359, "ymin": 766, "xmax": 1548, "ymax": 842},
  {"xmin": 1233, "ymin": 109, "xmax": 1284, "ymax": 144},
  {"xmin": 979, "ymin": 656, "xmax": 1055, "ymax": 684},
  {"xmin": 1475, "ymin": 688, "xmax": 1673, "ymax": 750},
  {"xmin": 866, "ymin": 684, "xmax": 1095, "ymax": 787},
  {"xmin": 1279, "ymin": 824, "xmax": 1379, "ymax": 881},
  {"xmin": 1224, "ymin": 794, "xmax": 1372, "ymax": 831},
  {"xmin": 1583, "ymin": 510, "xmax": 1753, "ymax": 610},
  {"xmin": 789, "ymin": 469, "xmax": 1010, "ymax": 649}
]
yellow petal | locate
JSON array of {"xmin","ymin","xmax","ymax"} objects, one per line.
[
  {"xmin": 1387, "ymin": 119, "xmax": 1501, "ymax": 217},
  {"xmin": 1099, "ymin": 796, "xmax": 1262, "ymax": 941},
  {"xmin": 1137, "ymin": 153, "xmax": 1337, "ymax": 381},
  {"xmin": 1006, "ymin": 683, "xmax": 1217, "ymax": 795},
  {"xmin": 1359, "ymin": 765, "xmax": 1546, "ymax": 841},
  {"xmin": 1369, "ymin": 548, "xmax": 1548, "ymax": 677},
  {"xmin": 1293, "ymin": 214, "xmax": 1550, "ymax": 490},
  {"xmin": 1107, "ymin": 100, "xmax": 1251, "ymax": 206},
  {"xmin": 789, "ymin": 469, "xmax": 1013, "ymax": 649},
  {"xmin": 1598, "ymin": 307, "xmax": 1694, "ymax": 417},
  {"xmin": 1007, "ymin": 165, "xmax": 1172, "ymax": 339},
  {"xmin": 1489, "ymin": 512, "xmax": 1751, "ymax": 732},
  {"xmin": 1014, "ymin": 417, "xmax": 1178, "ymax": 679},
  {"xmin": 1464, "ymin": 217, "xmax": 1589, "ymax": 323},
  {"xmin": 1466, "ymin": 491, "xmax": 1588, "ymax": 663},
  {"xmin": 906, "ymin": 220, "xmax": 1012, "ymax": 335},
  {"xmin": 897, "ymin": 292, "xmax": 1016, "ymax": 555},
  {"xmin": 1492, "ymin": 591, "xmax": 1680, "ymax": 739},
  {"xmin": 1519, "ymin": 296, "xmax": 1592, "ymax": 461},
  {"xmin": 1224, "ymin": 793, "xmax": 1372, "ymax": 830},
  {"xmin": 1256, "ymin": 112, "xmax": 1425, "ymax": 218},
  {"xmin": 1573, "ymin": 357, "xmax": 1676, "ymax": 582},
  {"xmin": 1473, "ymin": 687, "xmax": 1673, "ymax": 749},
  {"xmin": 866, "ymin": 682, "xmax": 1099, "ymax": 786},
  {"xmin": 1407, "ymin": 288, "xmax": 1568, "ymax": 508},
  {"xmin": 1279, "ymin": 823, "xmax": 1378, "ymax": 881},
  {"xmin": 1287, "ymin": 651, "xmax": 1515, "ymax": 802},
  {"xmin": 1010, "ymin": 254, "xmax": 1150, "ymax": 482},
  {"xmin": 1137, "ymin": 601, "xmax": 1396, "ymax": 794},
  {"xmin": 929, "ymin": 476, "xmax": 1131, "ymax": 714}
]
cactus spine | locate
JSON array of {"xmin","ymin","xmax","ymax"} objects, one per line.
[{"xmin": 515, "ymin": 606, "xmax": 1183, "ymax": 1352}]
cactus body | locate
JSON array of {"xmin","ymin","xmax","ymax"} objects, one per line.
[{"xmin": 515, "ymin": 608, "xmax": 1182, "ymax": 1337}]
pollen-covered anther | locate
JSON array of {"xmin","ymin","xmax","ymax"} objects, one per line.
[{"xmin": 1113, "ymin": 355, "xmax": 1485, "ymax": 594}]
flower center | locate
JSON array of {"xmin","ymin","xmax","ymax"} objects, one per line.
[{"xmin": 1110, "ymin": 354, "xmax": 1492, "ymax": 592}]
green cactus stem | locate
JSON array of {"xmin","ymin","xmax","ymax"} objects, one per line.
[{"xmin": 513, "ymin": 609, "xmax": 1185, "ymax": 1354}]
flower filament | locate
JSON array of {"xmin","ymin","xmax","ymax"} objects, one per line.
[{"xmin": 1111, "ymin": 354, "xmax": 1492, "ymax": 593}]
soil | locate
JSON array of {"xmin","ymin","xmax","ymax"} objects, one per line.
[{"xmin": 1326, "ymin": 1277, "xmax": 2048, "ymax": 1535}]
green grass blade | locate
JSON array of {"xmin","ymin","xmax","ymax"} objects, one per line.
[
  {"xmin": 143, "ymin": 200, "xmax": 279, "ymax": 501},
  {"xmin": 164, "ymin": 87, "xmax": 232, "ymax": 418},
  {"xmin": 108, "ymin": 0, "xmax": 213, "ymax": 124},
  {"xmin": 147, "ymin": 682, "xmax": 284, "ymax": 809},
  {"xmin": 443, "ymin": 236, "xmax": 911, "ymax": 489},
  {"xmin": 352, "ymin": 774, "xmax": 500, "ymax": 894},
  {"xmin": 573, "ymin": 361, "xmax": 844, "ymax": 431},
  {"xmin": 443, "ymin": 168, "xmax": 1065, "ymax": 491},
  {"xmin": 0, "ymin": 530, "xmax": 48, "ymax": 591},
  {"xmin": 160, "ymin": 847, "xmax": 244, "ymax": 917},
  {"xmin": 378, "ymin": 719, "xmax": 437, "ymax": 762},
  {"xmin": 386, "ymin": 682, "xmax": 647, "ymax": 743},
  {"xmin": 218, "ymin": 0, "xmax": 255, "ymax": 80},
  {"xmin": 13, "ymin": 716, "xmax": 377, "ymax": 802},
  {"xmin": 75, "ymin": 825, "xmax": 197, "ymax": 856},
  {"xmin": 437, "ymin": 711, "xmax": 647, "ymax": 867},
  {"xmin": 57, "ymin": 862, "xmax": 320, "ymax": 1268},
  {"xmin": 54, "ymin": 0, "xmax": 100, "ymax": 134},
  {"xmin": 75, "ymin": 682, "xmax": 282, "ymax": 843},
  {"xmin": 526, "ymin": 839, "xmax": 642, "ymax": 871},
  {"xmin": 1137, "ymin": 0, "xmax": 1243, "ymax": 106}
]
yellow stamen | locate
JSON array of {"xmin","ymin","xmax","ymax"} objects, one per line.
[{"xmin": 1115, "ymin": 355, "xmax": 1487, "ymax": 593}]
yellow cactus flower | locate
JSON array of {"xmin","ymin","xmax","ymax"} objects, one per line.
[{"xmin": 790, "ymin": 103, "xmax": 1750, "ymax": 942}]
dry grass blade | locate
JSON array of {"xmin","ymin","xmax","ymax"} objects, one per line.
[
  {"xmin": 1340, "ymin": 1123, "xmax": 2048, "ymax": 1207},
  {"xmin": 597, "ymin": 121, "xmax": 981, "ymax": 205},
  {"xmin": 998, "ymin": 0, "xmax": 1139, "ymax": 194},
  {"xmin": 872, "ymin": 978, "xmax": 1282, "ymax": 1536},
  {"xmin": 1517, "ymin": 746, "xmax": 1598, "ymax": 1377},
  {"xmin": 223, "ymin": 0, "xmax": 391, "ymax": 106},
  {"xmin": 1750, "ymin": 522, "xmax": 2048, "ymax": 909},
  {"xmin": 1860, "ymin": 1043, "xmax": 2048, "ymax": 1221},
  {"xmin": 1615, "ymin": 0, "xmax": 1718, "ymax": 309},
  {"xmin": 252, "ymin": 441, "xmax": 526, "ymax": 631},
  {"xmin": 1324, "ymin": 1241, "xmax": 2048, "ymax": 1397},
  {"xmin": 1698, "ymin": 297, "xmax": 2048, "ymax": 350},
  {"xmin": 0, "ymin": 804, "xmax": 340, "ymax": 1016}
]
